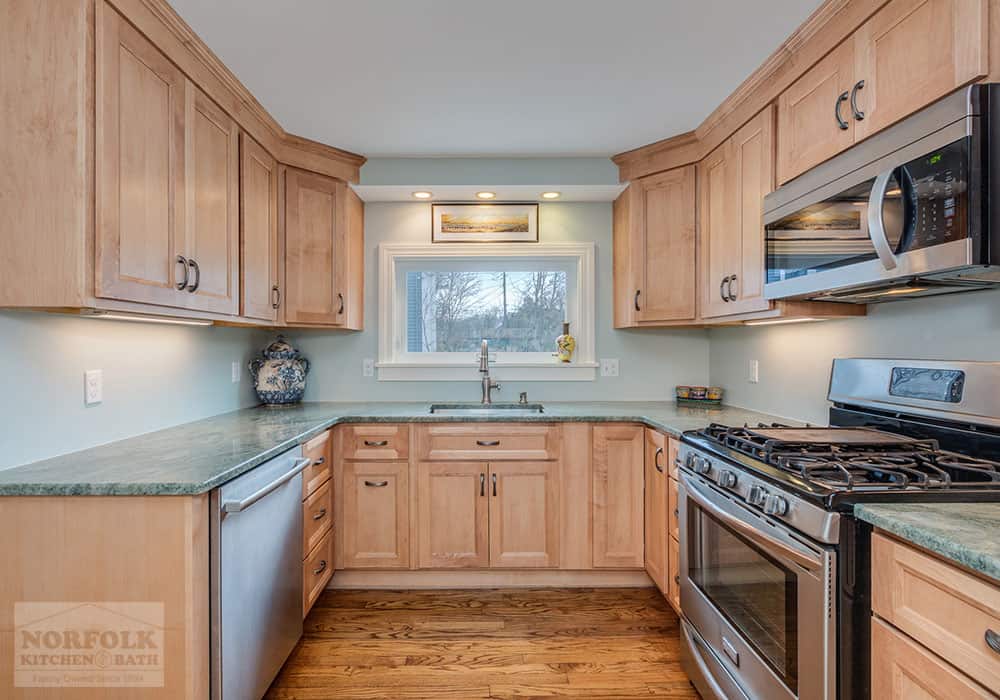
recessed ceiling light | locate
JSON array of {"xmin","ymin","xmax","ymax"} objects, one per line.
[
  {"xmin": 476, "ymin": 191, "xmax": 496, "ymax": 200},
  {"xmin": 412, "ymin": 191, "xmax": 433, "ymax": 200},
  {"xmin": 541, "ymin": 192, "xmax": 561, "ymax": 199}
]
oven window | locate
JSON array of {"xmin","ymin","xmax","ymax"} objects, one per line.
[{"xmin": 690, "ymin": 508, "xmax": 798, "ymax": 692}]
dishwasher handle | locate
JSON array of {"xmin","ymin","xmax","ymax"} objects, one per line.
[{"xmin": 222, "ymin": 457, "xmax": 311, "ymax": 515}]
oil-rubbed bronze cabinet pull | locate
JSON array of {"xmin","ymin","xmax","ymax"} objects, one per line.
[
  {"xmin": 835, "ymin": 91, "xmax": 850, "ymax": 130},
  {"xmin": 187, "ymin": 258, "xmax": 200, "ymax": 292},
  {"xmin": 480, "ymin": 473, "xmax": 485, "ymax": 497},
  {"xmin": 986, "ymin": 629, "xmax": 1000, "ymax": 654},
  {"xmin": 312, "ymin": 507, "xmax": 327, "ymax": 521},
  {"xmin": 175, "ymin": 255, "xmax": 190, "ymax": 291},
  {"xmin": 337, "ymin": 293, "xmax": 345, "ymax": 314},
  {"xmin": 364, "ymin": 480, "xmax": 388, "ymax": 488},
  {"xmin": 312, "ymin": 457, "xmax": 325, "ymax": 466},
  {"xmin": 634, "ymin": 289, "xmax": 641, "ymax": 312},
  {"xmin": 476, "ymin": 440, "xmax": 500, "ymax": 447},
  {"xmin": 364, "ymin": 440, "xmax": 389, "ymax": 447},
  {"xmin": 271, "ymin": 284, "xmax": 281, "ymax": 309},
  {"xmin": 654, "ymin": 447, "xmax": 664, "ymax": 473},
  {"xmin": 313, "ymin": 560, "xmax": 328, "ymax": 576},
  {"xmin": 492, "ymin": 473, "xmax": 497, "ymax": 497},
  {"xmin": 850, "ymin": 80, "xmax": 865, "ymax": 121}
]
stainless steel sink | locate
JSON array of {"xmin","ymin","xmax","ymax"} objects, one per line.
[{"xmin": 429, "ymin": 403, "xmax": 545, "ymax": 416}]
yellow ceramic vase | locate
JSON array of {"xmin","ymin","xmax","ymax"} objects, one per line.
[{"xmin": 556, "ymin": 321, "xmax": 576, "ymax": 363}]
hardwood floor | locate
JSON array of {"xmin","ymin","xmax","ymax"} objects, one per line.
[{"xmin": 266, "ymin": 587, "xmax": 697, "ymax": 699}]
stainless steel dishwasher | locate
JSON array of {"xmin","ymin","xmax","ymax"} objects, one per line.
[{"xmin": 210, "ymin": 446, "xmax": 310, "ymax": 700}]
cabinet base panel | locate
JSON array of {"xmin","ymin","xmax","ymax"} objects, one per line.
[{"xmin": 329, "ymin": 569, "xmax": 652, "ymax": 589}]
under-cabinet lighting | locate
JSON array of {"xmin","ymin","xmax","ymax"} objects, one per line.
[
  {"xmin": 475, "ymin": 191, "xmax": 497, "ymax": 200},
  {"xmin": 540, "ymin": 192, "xmax": 561, "ymax": 199},
  {"xmin": 851, "ymin": 286, "xmax": 929, "ymax": 299},
  {"xmin": 412, "ymin": 191, "xmax": 433, "ymax": 200},
  {"xmin": 82, "ymin": 310, "xmax": 213, "ymax": 326},
  {"xmin": 744, "ymin": 317, "xmax": 825, "ymax": 326}
]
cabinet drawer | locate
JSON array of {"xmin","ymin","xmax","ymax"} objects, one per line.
[
  {"xmin": 303, "ymin": 528, "xmax": 333, "ymax": 617},
  {"xmin": 303, "ymin": 478, "xmax": 332, "ymax": 556},
  {"xmin": 872, "ymin": 533, "xmax": 1000, "ymax": 691},
  {"xmin": 668, "ymin": 476, "xmax": 679, "ymax": 541},
  {"xmin": 302, "ymin": 429, "xmax": 332, "ymax": 498},
  {"xmin": 339, "ymin": 424, "xmax": 409, "ymax": 460},
  {"xmin": 871, "ymin": 618, "xmax": 994, "ymax": 699},
  {"xmin": 415, "ymin": 424, "xmax": 560, "ymax": 461}
]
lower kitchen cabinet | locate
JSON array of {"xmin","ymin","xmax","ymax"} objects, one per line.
[
  {"xmin": 416, "ymin": 462, "xmax": 490, "ymax": 568},
  {"xmin": 489, "ymin": 461, "xmax": 560, "ymax": 568},
  {"xmin": 416, "ymin": 461, "xmax": 560, "ymax": 569},
  {"xmin": 593, "ymin": 425, "xmax": 645, "ymax": 568},
  {"xmin": 668, "ymin": 534, "xmax": 680, "ymax": 612},
  {"xmin": 341, "ymin": 461, "xmax": 409, "ymax": 568},
  {"xmin": 302, "ymin": 429, "xmax": 333, "ymax": 617},
  {"xmin": 644, "ymin": 429, "xmax": 669, "ymax": 593},
  {"xmin": 303, "ymin": 529, "xmax": 333, "ymax": 616}
]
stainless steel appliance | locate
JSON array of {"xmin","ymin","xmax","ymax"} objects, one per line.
[
  {"xmin": 763, "ymin": 85, "xmax": 1000, "ymax": 303},
  {"xmin": 211, "ymin": 447, "xmax": 311, "ymax": 700},
  {"xmin": 678, "ymin": 358, "xmax": 1000, "ymax": 699}
]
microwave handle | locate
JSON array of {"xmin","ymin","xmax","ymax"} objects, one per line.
[
  {"xmin": 867, "ymin": 170, "xmax": 899, "ymax": 270},
  {"xmin": 683, "ymin": 476, "xmax": 823, "ymax": 572}
]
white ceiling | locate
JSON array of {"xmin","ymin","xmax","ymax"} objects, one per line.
[{"xmin": 169, "ymin": 0, "xmax": 824, "ymax": 158}]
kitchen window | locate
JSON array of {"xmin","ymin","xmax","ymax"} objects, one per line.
[{"xmin": 378, "ymin": 243, "xmax": 596, "ymax": 380}]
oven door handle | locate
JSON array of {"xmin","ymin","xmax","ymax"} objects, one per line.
[
  {"xmin": 684, "ymin": 477, "xmax": 823, "ymax": 572},
  {"xmin": 867, "ymin": 169, "xmax": 899, "ymax": 271}
]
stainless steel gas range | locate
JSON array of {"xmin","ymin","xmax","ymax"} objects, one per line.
[{"xmin": 677, "ymin": 358, "xmax": 1000, "ymax": 700}]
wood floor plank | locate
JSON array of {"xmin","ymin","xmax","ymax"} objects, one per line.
[{"xmin": 266, "ymin": 587, "xmax": 693, "ymax": 699}]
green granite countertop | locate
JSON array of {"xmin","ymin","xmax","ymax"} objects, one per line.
[
  {"xmin": 0, "ymin": 401, "xmax": 792, "ymax": 496},
  {"xmin": 855, "ymin": 503, "xmax": 1000, "ymax": 582}
]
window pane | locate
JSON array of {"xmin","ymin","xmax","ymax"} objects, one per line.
[{"xmin": 406, "ymin": 271, "xmax": 567, "ymax": 352}]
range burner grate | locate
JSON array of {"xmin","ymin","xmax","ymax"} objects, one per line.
[{"xmin": 697, "ymin": 423, "xmax": 1000, "ymax": 490}]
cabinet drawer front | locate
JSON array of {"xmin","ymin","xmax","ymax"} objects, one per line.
[
  {"xmin": 303, "ymin": 528, "xmax": 333, "ymax": 617},
  {"xmin": 416, "ymin": 424, "xmax": 560, "ymax": 461},
  {"xmin": 302, "ymin": 430, "xmax": 332, "ymax": 498},
  {"xmin": 871, "ymin": 618, "xmax": 994, "ymax": 699},
  {"xmin": 872, "ymin": 533, "xmax": 1000, "ymax": 690},
  {"xmin": 340, "ymin": 424, "xmax": 409, "ymax": 460},
  {"xmin": 303, "ymin": 478, "xmax": 332, "ymax": 556}
]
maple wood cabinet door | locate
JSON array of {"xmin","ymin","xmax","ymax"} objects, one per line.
[
  {"xmin": 96, "ymin": 5, "xmax": 187, "ymax": 309},
  {"xmin": 240, "ymin": 133, "xmax": 278, "ymax": 321},
  {"xmin": 698, "ymin": 138, "xmax": 739, "ymax": 320},
  {"xmin": 489, "ymin": 462, "xmax": 560, "ymax": 569},
  {"xmin": 853, "ymin": 0, "xmax": 988, "ymax": 142},
  {"xmin": 183, "ymin": 84, "xmax": 239, "ymax": 315},
  {"xmin": 592, "ymin": 425, "xmax": 645, "ymax": 568},
  {"xmin": 644, "ymin": 430, "xmax": 668, "ymax": 594},
  {"xmin": 341, "ymin": 461, "xmax": 409, "ymax": 568},
  {"xmin": 777, "ymin": 41, "xmax": 857, "ymax": 185},
  {"xmin": 416, "ymin": 462, "xmax": 489, "ymax": 569}
]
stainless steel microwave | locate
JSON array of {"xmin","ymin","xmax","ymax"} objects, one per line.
[{"xmin": 763, "ymin": 84, "xmax": 1000, "ymax": 303}]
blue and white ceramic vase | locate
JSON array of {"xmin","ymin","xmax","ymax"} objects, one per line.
[{"xmin": 249, "ymin": 335, "xmax": 310, "ymax": 405}]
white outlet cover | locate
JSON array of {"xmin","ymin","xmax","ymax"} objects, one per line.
[
  {"xmin": 600, "ymin": 358, "xmax": 620, "ymax": 377},
  {"xmin": 84, "ymin": 369, "xmax": 103, "ymax": 405},
  {"xmin": 748, "ymin": 359, "xmax": 760, "ymax": 384},
  {"xmin": 231, "ymin": 361, "xmax": 241, "ymax": 383},
  {"xmin": 363, "ymin": 358, "xmax": 375, "ymax": 377}
]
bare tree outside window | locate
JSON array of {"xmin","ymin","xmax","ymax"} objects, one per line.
[{"xmin": 407, "ymin": 271, "xmax": 567, "ymax": 353}]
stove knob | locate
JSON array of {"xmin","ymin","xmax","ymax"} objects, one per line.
[
  {"xmin": 684, "ymin": 453, "xmax": 696, "ymax": 469},
  {"xmin": 694, "ymin": 457, "xmax": 712, "ymax": 476},
  {"xmin": 764, "ymin": 494, "xmax": 789, "ymax": 517},
  {"xmin": 719, "ymin": 470, "xmax": 738, "ymax": 489},
  {"xmin": 748, "ymin": 485, "xmax": 768, "ymax": 507}
]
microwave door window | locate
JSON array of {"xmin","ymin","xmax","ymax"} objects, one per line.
[{"xmin": 766, "ymin": 179, "xmax": 880, "ymax": 283}]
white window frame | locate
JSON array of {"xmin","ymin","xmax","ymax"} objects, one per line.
[{"xmin": 377, "ymin": 243, "xmax": 597, "ymax": 381}]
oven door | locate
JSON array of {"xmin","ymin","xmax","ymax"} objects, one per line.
[{"xmin": 679, "ymin": 472, "xmax": 836, "ymax": 700}]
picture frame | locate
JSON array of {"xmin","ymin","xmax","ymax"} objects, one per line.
[{"xmin": 431, "ymin": 202, "xmax": 539, "ymax": 243}]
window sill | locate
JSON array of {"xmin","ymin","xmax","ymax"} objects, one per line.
[{"xmin": 376, "ymin": 362, "xmax": 598, "ymax": 382}]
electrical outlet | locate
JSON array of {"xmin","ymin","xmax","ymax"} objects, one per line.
[
  {"xmin": 748, "ymin": 359, "xmax": 760, "ymax": 384},
  {"xmin": 231, "ymin": 361, "xmax": 241, "ymax": 383},
  {"xmin": 600, "ymin": 358, "xmax": 620, "ymax": 377},
  {"xmin": 85, "ymin": 369, "xmax": 103, "ymax": 405},
  {"xmin": 363, "ymin": 358, "xmax": 375, "ymax": 377}
]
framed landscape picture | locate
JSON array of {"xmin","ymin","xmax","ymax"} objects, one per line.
[{"xmin": 431, "ymin": 203, "xmax": 539, "ymax": 243}]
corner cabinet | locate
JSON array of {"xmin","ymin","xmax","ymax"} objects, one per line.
[
  {"xmin": 96, "ymin": 6, "xmax": 239, "ymax": 315},
  {"xmin": 778, "ymin": 0, "xmax": 988, "ymax": 184},
  {"xmin": 613, "ymin": 165, "xmax": 698, "ymax": 327},
  {"xmin": 283, "ymin": 168, "xmax": 364, "ymax": 328},
  {"xmin": 700, "ymin": 105, "xmax": 774, "ymax": 319}
]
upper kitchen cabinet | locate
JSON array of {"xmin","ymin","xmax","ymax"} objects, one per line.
[
  {"xmin": 96, "ymin": 7, "xmax": 240, "ymax": 316},
  {"xmin": 240, "ymin": 133, "xmax": 280, "ymax": 322},
  {"xmin": 613, "ymin": 165, "xmax": 698, "ymax": 327},
  {"xmin": 778, "ymin": 0, "xmax": 988, "ymax": 184},
  {"xmin": 700, "ymin": 106, "xmax": 774, "ymax": 319},
  {"xmin": 283, "ymin": 168, "xmax": 365, "ymax": 329}
]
